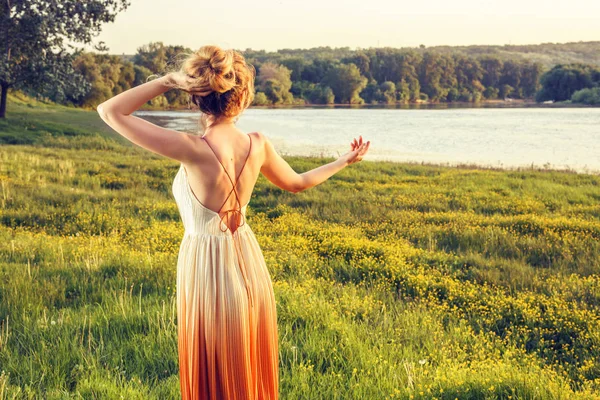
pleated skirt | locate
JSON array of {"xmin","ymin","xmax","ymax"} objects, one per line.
[{"xmin": 176, "ymin": 228, "xmax": 279, "ymax": 400}]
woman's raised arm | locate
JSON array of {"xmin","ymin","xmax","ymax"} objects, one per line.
[{"xmin": 96, "ymin": 74, "xmax": 200, "ymax": 163}]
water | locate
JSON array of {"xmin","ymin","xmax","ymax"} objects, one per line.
[{"xmin": 134, "ymin": 107, "xmax": 600, "ymax": 174}]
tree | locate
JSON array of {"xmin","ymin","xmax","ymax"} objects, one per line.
[
  {"xmin": 500, "ymin": 84, "xmax": 514, "ymax": 99},
  {"xmin": 454, "ymin": 55, "xmax": 484, "ymax": 91},
  {"xmin": 571, "ymin": 87, "xmax": 600, "ymax": 105},
  {"xmin": 301, "ymin": 58, "xmax": 336, "ymax": 83},
  {"xmin": 133, "ymin": 42, "xmax": 191, "ymax": 74},
  {"xmin": 447, "ymin": 88, "xmax": 460, "ymax": 102},
  {"xmin": 520, "ymin": 62, "xmax": 544, "ymax": 98},
  {"xmin": 396, "ymin": 79, "xmax": 411, "ymax": 104},
  {"xmin": 359, "ymin": 80, "xmax": 381, "ymax": 104},
  {"xmin": 280, "ymin": 57, "xmax": 305, "ymax": 82},
  {"xmin": 499, "ymin": 61, "xmax": 522, "ymax": 98},
  {"xmin": 322, "ymin": 63, "xmax": 367, "ymax": 104},
  {"xmin": 0, "ymin": 0, "xmax": 130, "ymax": 118},
  {"xmin": 306, "ymin": 84, "xmax": 334, "ymax": 104},
  {"xmin": 133, "ymin": 42, "xmax": 168, "ymax": 73},
  {"xmin": 535, "ymin": 64, "xmax": 600, "ymax": 102},
  {"xmin": 257, "ymin": 62, "xmax": 294, "ymax": 104},
  {"xmin": 379, "ymin": 81, "xmax": 396, "ymax": 104},
  {"xmin": 263, "ymin": 79, "xmax": 284, "ymax": 104},
  {"xmin": 483, "ymin": 86, "xmax": 499, "ymax": 100},
  {"xmin": 71, "ymin": 52, "xmax": 119, "ymax": 107},
  {"xmin": 479, "ymin": 56, "xmax": 503, "ymax": 89},
  {"xmin": 418, "ymin": 52, "xmax": 456, "ymax": 102},
  {"xmin": 252, "ymin": 92, "xmax": 270, "ymax": 106},
  {"xmin": 341, "ymin": 52, "xmax": 371, "ymax": 80}
]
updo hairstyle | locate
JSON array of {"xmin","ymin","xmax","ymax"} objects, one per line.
[{"xmin": 169, "ymin": 45, "xmax": 255, "ymax": 129}]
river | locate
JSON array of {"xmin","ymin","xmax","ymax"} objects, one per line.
[{"xmin": 134, "ymin": 107, "xmax": 600, "ymax": 174}]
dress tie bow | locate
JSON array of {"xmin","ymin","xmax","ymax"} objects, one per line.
[{"xmin": 218, "ymin": 208, "xmax": 246, "ymax": 233}]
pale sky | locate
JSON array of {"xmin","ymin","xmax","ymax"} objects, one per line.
[{"xmin": 89, "ymin": 0, "xmax": 600, "ymax": 54}]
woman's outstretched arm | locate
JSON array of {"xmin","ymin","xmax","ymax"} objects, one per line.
[{"xmin": 259, "ymin": 133, "xmax": 370, "ymax": 193}]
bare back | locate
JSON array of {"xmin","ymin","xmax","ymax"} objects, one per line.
[{"xmin": 181, "ymin": 129, "xmax": 266, "ymax": 233}]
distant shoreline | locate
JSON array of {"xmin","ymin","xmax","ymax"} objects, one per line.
[{"xmin": 139, "ymin": 99, "xmax": 598, "ymax": 112}]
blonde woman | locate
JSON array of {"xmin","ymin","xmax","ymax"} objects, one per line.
[{"xmin": 97, "ymin": 45, "xmax": 370, "ymax": 399}]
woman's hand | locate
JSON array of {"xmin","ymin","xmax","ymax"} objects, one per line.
[
  {"xmin": 165, "ymin": 72, "xmax": 211, "ymax": 96},
  {"xmin": 164, "ymin": 72, "xmax": 190, "ymax": 90},
  {"xmin": 339, "ymin": 135, "xmax": 371, "ymax": 166}
]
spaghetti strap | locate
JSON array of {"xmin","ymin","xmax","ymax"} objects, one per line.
[{"xmin": 201, "ymin": 133, "xmax": 253, "ymax": 232}]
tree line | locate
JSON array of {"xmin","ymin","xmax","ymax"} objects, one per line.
[
  {"xmin": 32, "ymin": 42, "xmax": 600, "ymax": 110},
  {"xmin": 4, "ymin": 30, "xmax": 600, "ymax": 118}
]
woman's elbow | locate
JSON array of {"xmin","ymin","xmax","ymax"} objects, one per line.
[
  {"xmin": 288, "ymin": 179, "xmax": 306, "ymax": 194},
  {"xmin": 97, "ymin": 103, "xmax": 119, "ymax": 122},
  {"xmin": 96, "ymin": 103, "xmax": 111, "ymax": 122},
  {"xmin": 288, "ymin": 184, "xmax": 304, "ymax": 194}
]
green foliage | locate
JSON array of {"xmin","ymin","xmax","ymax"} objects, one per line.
[
  {"xmin": 480, "ymin": 56, "xmax": 504, "ymax": 88},
  {"xmin": 0, "ymin": 0, "xmax": 130, "ymax": 117},
  {"xmin": 571, "ymin": 87, "xmax": 600, "ymax": 105},
  {"xmin": 458, "ymin": 88, "xmax": 474, "ymax": 102},
  {"xmin": 454, "ymin": 55, "xmax": 484, "ymax": 91},
  {"xmin": 500, "ymin": 84, "xmax": 514, "ymax": 99},
  {"xmin": 299, "ymin": 58, "xmax": 337, "ymax": 84},
  {"xmin": 8, "ymin": 37, "xmax": 600, "ymax": 113},
  {"xmin": 447, "ymin": 88, "xmax": 460, "ymax": 102},
  {"xmin": 1, "ymin": 105, "xmax": 600, "ymax": 397},
  {"xmin": 536, "ymin": 64, "xmax": 600, "ymax": 102},
  {"xmin": 419, "ymin": 41, "xmax": 600, "ymax": 69},
  {"xmin": 483, "ymin": 86, "xmax": 500, "ymax": 100},
  {"xmin": 72, "ymin": 53, "xmax": 126, "ymax": 107},
  {"xmin": 257, "ymin": 62, "xmax": 294, "ymax": 105},
  {"xmin": 396, "ymin": 79, "xmax": 411, "ymax": 104},
  {"xmin": 305, "ymin": 84, "xmax": 335, "ymax": 105},
  {"xmin": 322, "ymin": 63, "xmax": 367, "ymax": 104},
  {"xmin": 360, "ymin": 80, "xmax": 398, "ymax": 104},
  {"xmin": 279, "ymin": 57, "xmax": 306, "ymax": 81},
  {"xmin": 252, "ymin": 92, "xmax": 270, "ymax": 106},
  {"xmin": 358, "ymin": 80, "xmax": 380, "ymax": 104},
  {"xmin": 379, "ymin": 81, "xmax": 396, "ymax": 104}
]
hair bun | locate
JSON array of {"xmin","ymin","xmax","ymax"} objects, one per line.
[
  {"xmin": 174, "ymin": 44, "xmax": 255, "ymax": 125},
  {"xmin": 181, "ymin": 45, "xmax": 236, "ymax": 96}
]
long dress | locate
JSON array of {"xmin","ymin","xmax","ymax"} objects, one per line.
[{"xmin": 171, "ymin": 133, "xmax": 279, "ymax": 400}]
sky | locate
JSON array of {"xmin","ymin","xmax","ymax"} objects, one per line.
[{"xmin": 87, "ymin": 0, "xmax": 600, "ymax": 54}]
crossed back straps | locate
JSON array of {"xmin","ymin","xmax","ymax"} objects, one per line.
[{"xmin": 201, "ymin": 134, "xmax": 252, "ymax": 232}]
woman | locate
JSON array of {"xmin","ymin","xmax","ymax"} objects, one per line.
[{"xmin": 97, "ymin": 45, "xmax": 370, "ymax": 399}]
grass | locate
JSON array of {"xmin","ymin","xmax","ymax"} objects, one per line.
[{"xmin": 0, "ymin": 93, "xmax": 599, "ymax": 399}]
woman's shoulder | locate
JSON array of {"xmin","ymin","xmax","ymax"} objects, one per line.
[
  {"xmin": 248, "ymin": 131, "xmax": 269, "ymax": 146},
  {"xmin": 248, "ymin": 131, "xmax": 264, "ymax": 139}
]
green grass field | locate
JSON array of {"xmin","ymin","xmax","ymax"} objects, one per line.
[{"xmin": 1, "ymin": 95, "xmax": 599, "ymax": 399}]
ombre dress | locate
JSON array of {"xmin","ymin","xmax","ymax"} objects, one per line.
[{"xmin": 171, "ymin": 133, "xmax": 279, "ymax": 400}]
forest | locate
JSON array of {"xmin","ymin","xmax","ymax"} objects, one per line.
[{"xmin": 12, "ymin": 41, "xmax": 600, "ymax": 111}]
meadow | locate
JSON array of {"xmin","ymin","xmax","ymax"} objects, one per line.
[{"xmin": 0, "ymin": 95, "xmax": 599, "ymax": 399}]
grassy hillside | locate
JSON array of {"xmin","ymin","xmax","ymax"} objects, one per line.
[
  {"xmin": 1, "ymin": 101, "xmax": 599, "ymax": 398},
  {"xmin": 426, "ymin": 41, "xmax": 600, "ymax": 69},
  {"xmin": 121, "ymin": 41, "xmax": 600, "ymax": 70}
]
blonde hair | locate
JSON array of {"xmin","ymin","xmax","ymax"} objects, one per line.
[{"xmin": 168, "ymin": 45, "xmax": 256, "ymax": 129}]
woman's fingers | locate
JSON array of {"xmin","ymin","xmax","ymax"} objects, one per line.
[
  {"xmin": 345, "ymin": 138, "xmax": 370, "ymax": 164},
  {"xmin": 351, "ymin": 141, "xmax": 370, "ymax": 163},
  {"xmin": 360, "ymin": 141, "xmax": 370, "ymax": 154}
]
